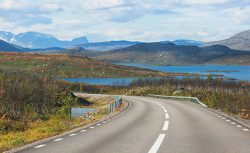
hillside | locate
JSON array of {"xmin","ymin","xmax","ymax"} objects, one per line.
[
  {"xmin": 0, "ymin": 52, "xmax": 181, "ymax": 78},
  {"xmin": 78, "ymin": 40, "xmax": 142, "ymax": 51},
  {"xmin": 78, "ymin": 40, "xmax": 203, "ymax": 51},
  {"xmin": 84, "ymin": 42, "xmax": 250, "ymax": 65},
  {"xmin": 205, "ymin": 29, "xmax": 250, "ymax": 51},
  {"xmin": 0, "ymin": 40, "xmax": 23, "ymax": 52}
]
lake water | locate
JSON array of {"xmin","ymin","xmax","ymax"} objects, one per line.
[
  {"xmin": 70, "ymin": 107, "xmax": 95, "ymax": 118},
  {"xmin": 62, "ymin": 65, "xmax": 250, "ymax": 85},
  {"xmin": 117, "ymin": 64, "xmax": 250, "ymax": 82},
  {"xmin": 64, "ymin": 78, "xmax": 136, "ymax": 86}
]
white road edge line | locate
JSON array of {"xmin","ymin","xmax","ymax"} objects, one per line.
[
  {"xmin": 80, "ymin": 130, "xmax": 87, "ymax": 132},
  {"xmin": 34, "ymin": 144, "xmax": 46, "ymax": 149},
  {"xmin": 162, "ymin": 121, "xmax": 169, "ymax": 131},
  {"xmin": 54, "ymin": 138, "xmax": 63, "ymax": 142},
  {"xmin": 243, "ymin": 128, "xmax": 249, "ymax": 132},
  {"xmin": 69, "ymin": 133, "xmax": 76, "ymax": 136},
  {"xmin": 148, "ymin": 134, "xmax": 166, "ymax": 153}
]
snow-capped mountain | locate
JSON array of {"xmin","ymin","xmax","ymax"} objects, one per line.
[
  {"xmin": 0, "ymin": 31, "xmax": 15, "ymax": 42},
  {"xmin": 0, "ymin": 31, "xmax": 89, "ymax": 49}
]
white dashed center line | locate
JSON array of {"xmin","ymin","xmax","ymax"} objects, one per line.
[
  {"xmin": 165, "ymin": 113, "xmax": 169, "ymax": 120},
  {"xmin": 80, "ymin": 130, "xmax": 87, "ymax": 132},
  {"xmin": 148, "ymin": 134, "xmax": 166, "ymax": 153},
  {"xmin": 162, "ymin": 121, "xmax": 169, "ymax": 131},
  {"xmin": 89, "ymin": 126, "xmax": 95, "ymax": 129}
]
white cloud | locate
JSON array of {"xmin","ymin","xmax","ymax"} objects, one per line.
[
  {"xmin": 0, "ymin": 0, "xmax": 250, "ymax": 42},
  {"xmin": 0, "ymin": 0, "xmax": 62, "ymax": 26},
  {"xmin": 181, "ymin": 0, "xmax": 230, "ymax": 5},
  {"xmin": 223, "ymin": 6, "xmax": 250, "ymax": 24}
]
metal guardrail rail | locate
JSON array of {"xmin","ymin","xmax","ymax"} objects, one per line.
[
  {"xmin": 148, "ymin": 94, "xmax": 208, "ymax": 108},
  {"xmin": 109, "ymin": 96, "xmax": 123, "ymax": 113}
]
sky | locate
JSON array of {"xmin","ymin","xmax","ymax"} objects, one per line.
[{"xmin": 0, "ymin": 0, "xmax": 250, "ymax": 42}]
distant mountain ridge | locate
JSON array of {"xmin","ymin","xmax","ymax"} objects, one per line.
[
  {"xmin": 0, "ymin": 30, "xmax": 205, "ymax": 50},
  {"xmin": 0, "ymin": 31, "xmax": 88, "ymax": 49},
  {"xmin": 85, "ymin": 42, "xmax": 250, "ymax": 65},
  {"xmin": 172, "ymin": 39, "xmax": 204, "ymax": 46},
  {"xmin": 205, "ymin": 30, "xmax": 250, "ymax": 51},
  {"xmin": 78, "ymin": 40, "xmax": 143, "ymax": 51},
  {"xmin": 78, "ymin": 39, "xmax": 204, "ymax": 51}
]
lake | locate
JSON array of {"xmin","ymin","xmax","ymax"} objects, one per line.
[
  {"xmin": 117, "ymin": 64, "xmax": 250, "ymax": 82},
  {"xmin": 70, "ymin": 107, "xmax": 95, "ymax": 118},
  {"xmin": 62, "ymin": 65, "xmax": 250, "ymax": 85},
  {"xmin": 63, "ymin": 78, "xmax": 136, "ymax": 86}
]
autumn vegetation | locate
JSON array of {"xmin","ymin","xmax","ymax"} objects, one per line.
[{"xmin": 0, "ymin": 69, "xmax": 118, "ymax": 152}]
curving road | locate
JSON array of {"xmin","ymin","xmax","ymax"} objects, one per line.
[{"xmin": 18, "ymin": 96, "xmax": 250, "ymax": 153}]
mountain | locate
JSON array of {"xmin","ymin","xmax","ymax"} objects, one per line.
[
  {"xmin": 78, "ymin": 40, "xmax": 143, "ymax": 51},
  {"xmin": 0, "ymin": 31, "xmax": 15, "ymax": 42},
  {"xmin": 205, "ymin": 29, "xmax": 250, "ymax": 51},
  {"xmin": 0, "ymin": 39, "xmax": 23, "ymax": 52},
  {"xmin": 0, "ymin": 31, "xmax": 89, "ymax": 49},
  {"xmin": 79, "ymin": 40, "xmax": 203, "ymax": 51},
  {"xmin": 172, "ymin": 39, "xmax": 204, "ymax": 46},
  {"xmin": 0, "ymin": 31, "xmax": 205, "ymax": 51},
  {"xmin": 84, "ymin": 42, "xmax": 250, "ymax": 65}
]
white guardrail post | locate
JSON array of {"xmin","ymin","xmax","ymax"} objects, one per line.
[{"xmin": 148, "ymin": 94, "xmax": 208, "ymax": 108}]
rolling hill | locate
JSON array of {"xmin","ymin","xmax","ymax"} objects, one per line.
[
  {"xmin": 83, "ymin": 42, "xmax": 250, "ymax": 65},
  {"xmin": 0, "ymin": 52, "xmax": 181, "ymax": 78}
]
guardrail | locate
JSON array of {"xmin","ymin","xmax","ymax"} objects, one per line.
[
  {"xmin": 109, "ymin": 96, "xmax": 123, "ymax": 113},
  {"xmin": 69, "ymin": 92, "xmax": 124, "ymax": 117},
  {"xmin": 148, "ymin": 94, "xmax": 208, "ymax": 108}
]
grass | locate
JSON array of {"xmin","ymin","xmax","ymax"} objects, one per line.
[
  {"xmin": 0, "ymin": 96, "xmax": 123, "ymax": 152},
  {"xmin": 0, "ymin": 52, "xmax": 176, "ymax": 78}
]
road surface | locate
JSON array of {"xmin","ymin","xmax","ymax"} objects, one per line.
[{"xmin": 18, "ymin": 96, "xmax": 250, "ymax": 153}]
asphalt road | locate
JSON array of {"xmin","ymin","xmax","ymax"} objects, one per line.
[{"xmin": 18, "ymin": 96, "xmax": 250, "ymax": 153}]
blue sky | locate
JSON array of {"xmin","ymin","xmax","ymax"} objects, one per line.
[{"xmin": 0, "ymin": 0, "xmax": 250, "ymax": 42}]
